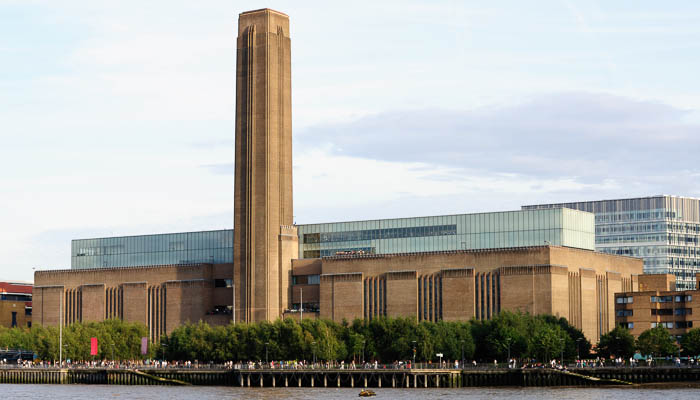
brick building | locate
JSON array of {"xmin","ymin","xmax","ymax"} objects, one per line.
[
  {"xmin": 33, "ymin": 264, "xmax": 232, "ymax": 341},
  {"xmin": 290, "ymin": 246, "xmax": 641, "ymax": 343},
  {"xmin": 32, "ymin": 8, "xmax": 646, "ymax": 344},
  {"xmin": 0, "ymin": 282, "xmax": 32, "ymax": 329},
  {"xmin": 615, "ymin": 273, "xmax": 700, "ymax": 337}
]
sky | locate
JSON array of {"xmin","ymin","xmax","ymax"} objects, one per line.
[{"xmin": 2, "ymin": 0, "xmax": 700, "ymax": 282}]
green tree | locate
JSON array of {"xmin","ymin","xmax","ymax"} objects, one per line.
[
  {"xmin": 681, "ymin": 328, "xmax": 700, "ymax": 356},
  {"xmin": 636, "ymin": 326, "xmax": 678, "ymax": 357},
  {"xmin": 529, "ymin": 323, "xmax": 566, "ymax": 362},
  {"xmin": 597, "ymin": 326, "xmax": 635, "ymax": 359}
]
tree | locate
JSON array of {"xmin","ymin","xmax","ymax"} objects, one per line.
[
  {"xmin": 681, "ymin": 328, "xmax": 700, "ymax": 356},
  {"xmin": 530, "ymin": 324, "xmax": 566, "ymax": 362},
  {"xmin": 597, "ymin": 326, "xmax": 635, "ymax": 359},
  {"xmin": 636, "ymin": 326, "xmax": 677, "ymax": 357}
]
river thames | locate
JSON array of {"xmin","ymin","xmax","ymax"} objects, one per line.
[{"xmin": 3, "ymin": 385, "xmax": 700, "ymax": 399}]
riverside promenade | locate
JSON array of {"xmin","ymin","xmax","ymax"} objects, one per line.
[{"xmin": 2, "ymin": 366, "xmax": 700, "ymax": 387}]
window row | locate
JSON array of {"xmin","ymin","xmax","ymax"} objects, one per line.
[{"xmin": 303, "ymin": 225, "xmax": 458, "ymax": 244}]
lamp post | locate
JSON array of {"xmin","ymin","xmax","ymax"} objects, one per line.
[
  {"xmin": 558, "ymin": 337, "xmax": 564, "ymax": 367},
  {"xmin": 576, "ymin": 338, "xmax": 583, "ymax": 361},
  {"xmin": 361, "ymin": 340, "xmax": 365, "ymax": 365},
  {"xmin": 460, "ymin": 340, "xmax": 465, "ymax": 369},
  {"xmin": 59, "ymin": 292, "xmax": 63, "ymax": 368},
  {"xmin": 265, "ymin": 342, "xmax": 269, "ymax": 367},
  {"xmin": 312, "ymin": 341, "xmax": 316, "ymax": 366},
  {"xmin": 505, "ymin": 337, "xmax": 512, "ymax": 366},
  {"xmin": 161, "ymin": 343, "xmax": 167, "ymax": 362},
  {"xmin": 412, "ymin": 340, "xmax": 417, "ymax": 369}
]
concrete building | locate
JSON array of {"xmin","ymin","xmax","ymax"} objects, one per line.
[
  {"xmin": 0, "ymin": 282, "xmax": 32, "ymax": 329},
  {"xmin": 524, "ymin": 196, "xmax": 700, "ymax": 290}
]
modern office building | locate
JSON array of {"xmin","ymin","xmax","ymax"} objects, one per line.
[
  {"xmin": 524, "ymin": 196, "xmax": 700, "ymax": 290},
  {"xmin": 0, "ymin": 282, "xmax": 32, "ymax": 328}
]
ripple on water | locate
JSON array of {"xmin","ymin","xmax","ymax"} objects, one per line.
[{"xmin": 3, "ymin": 385, "xmax": 700, "ymax": 399}]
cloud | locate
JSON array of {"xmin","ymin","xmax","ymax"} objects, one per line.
[{"xmin": 296, "ymin": 92, "xmax": 700, "ymax": 192}]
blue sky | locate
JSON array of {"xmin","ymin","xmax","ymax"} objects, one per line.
[{"xmin": 2, "ymin": 1, "xmax": 700, "ymax": 281}]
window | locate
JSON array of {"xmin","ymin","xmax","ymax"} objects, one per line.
[
  {"xmin": 616, "ymin": 310, "xmax": 633, "ymax": 317},
  {"xmin": 651, "ymin": 309, "xmax": 673, "ymax": 316},
  {"xmin": 651, "ymin": 322, "xmax": 674, "ymax": 329},
  {"xmin": 619, "ymin": 322, "xmax": 634, "ymax": 329},
  {"xmin": 675, "ymin": 308, "xmax": 692, "ymax": 316},
  {"xmin": 307, "ymin": 274, "xmax": 320, "ymax": 285},
  {"xmin": 676, "ymin": 321, "xmax": 693, "ymax": 329},
  {"xmin": 214, "ymin": 279, "xmax": 232, "ymax": 288},
  {"xmin": 651, "ymin": 296, "xmax": 673, "ymax": 303},
  {"xmin": 616, "ymin": 296, "xmax": 634, "ymax": 304}
]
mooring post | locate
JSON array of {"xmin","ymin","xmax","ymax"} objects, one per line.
[
  {"xmin": 414, "ymin": 374, "xmax": 417, "ymax": 388},
  {"xmin": 378, "ymin": 376, "xmax": 382, "ymax": 388},
  {"xmin": 424, "ymin": 374, "xmax": 427, "ymax": 388},
  {"xmin": 272, "ymin": 375, "xmax": 276, "ymax": 387},
  {"xmin": 351, "ymin": 375, "xmax": 354, "ymax": 388}
]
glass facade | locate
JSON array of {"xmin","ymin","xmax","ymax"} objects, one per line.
[
  {"xmin": 297, "ymin": 208, "xmax": 594, "ymax": 258},
  {"xmin": 71, "ymin": 230, "xmax": 234, "ymax": 269},
  {"xmin": 524, "ymin": 196, "xmax": 700, "ymax": 290},
  {"xmin": 71, "ymin": 209, "xmax": 595, "ymax": 269}
]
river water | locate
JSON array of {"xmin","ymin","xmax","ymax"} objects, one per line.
[{"xmin": 3, "ymin": 385, "xmax": 700, "ymax": 399}]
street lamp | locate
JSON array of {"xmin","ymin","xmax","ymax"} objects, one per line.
[
  {"xmin": 412, "ymin": 340, "xmax": 417, "ymax": 369},
  {"xmin": 558, "ymin": 337, "xmax": 564, "ymax": 367},
  {"xmin": 312, "ymin": 341, "xmax": 316, "ymax": 366},
  {"xmin": 576, "ymin": 338, "xmax": 583, "ymax": 361},
  {"xmin": 505, "ymin": 337, "xmax": 512, "ymax": 366},
  {"xmin": 460, "ymin": 340, "xmax": 465, "ymax": 369},
  {"xmin": 361, "ymin": 340, "xmax": 365, "ymax": 365},
  {"xmin": 265, "ymin": 342, "xmax": 269, "ymax": 366}
]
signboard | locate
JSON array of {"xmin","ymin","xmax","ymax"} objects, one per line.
[
  {"xmin": 141, "ymin": 337, "xmax": 148, "ymax": 355},
  {"xmin": 436, "ymin": 353, "xmax": 443, "ymax": 358},
  {"xmin": 90, "ymin": 337, "xmax": 98, "ymax": 356}
]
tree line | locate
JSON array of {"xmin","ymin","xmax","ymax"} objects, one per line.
[
  {"xmin": 162, "ymin": 312, "xmax": 589, "ymax": 363},
  {"xmin": 2, "ymin": 312, "xmax": 700, "ymax": 363},
  {"xmin": 0, "ymin": 319, "xmax": 154, "ymax": 361}
]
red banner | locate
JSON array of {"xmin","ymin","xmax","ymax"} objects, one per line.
[{"xmin": 90, "ymin": 337, "xmax": 98, "ymax": 356}]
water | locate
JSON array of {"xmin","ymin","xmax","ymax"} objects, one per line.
[{"xmin": 2, "ymin": 385, "xmax": 700, "ymax": 399}]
